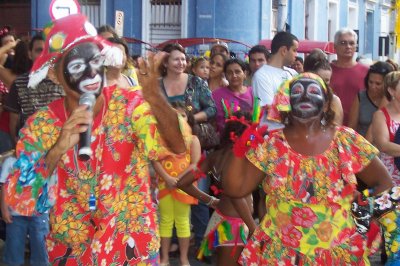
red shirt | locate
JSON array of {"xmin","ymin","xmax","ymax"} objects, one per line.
[{"xmin": 330, "ymin": 63, "xmax": 368, "ymax": 125}]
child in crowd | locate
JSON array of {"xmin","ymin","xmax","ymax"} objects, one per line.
[
  {"xmin": 191, "ymin": 56, "xmax": 210, "ymax": 81},
  {"xmin": 0, "ymin": 151, "xmax": 49, "ymax": 266},
  {"xmin": 152, "ymin": 101, "xmax": 202, "ymax": 266},
  {"xmin": 177, "ymin": 111, "xmax": 257, "ymax": 266}
]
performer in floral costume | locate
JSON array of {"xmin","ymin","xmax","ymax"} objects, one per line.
[
  {"xmin": 3, "ymin": 14, "xmax": 190, "ymax": 265},
  {"xmin": 222, "ymin": 73, "xmax": 400, "ymax": 265}
]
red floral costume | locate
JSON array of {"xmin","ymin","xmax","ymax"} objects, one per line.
[
  {"xmin": 241, "ymin": 126, "xmax": 378, "ymax": 265},
  {"xmin": 4, "ymin": 85, "xmax": 191, "ymax": 265}
]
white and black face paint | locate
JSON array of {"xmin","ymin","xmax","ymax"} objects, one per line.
[
  {"xmin": 63, "ymin": 42, "xmax": 105, "ymax": 97},
  {"xmin": 290, "ymin": 79, "xmax": 325, "ymax": 120}
]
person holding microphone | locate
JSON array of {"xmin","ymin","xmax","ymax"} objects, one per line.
[{"xmin": 2, "ymin": 14, "xmax": 191, "ymax": 265}]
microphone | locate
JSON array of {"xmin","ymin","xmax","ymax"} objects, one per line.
[{"xmin": 78, "ymin": 93, "xmax": 96, "ymax": 161}]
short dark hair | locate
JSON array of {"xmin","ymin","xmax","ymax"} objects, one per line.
[
  {"xmin": 303, "ymin": 49, "xmax": 331, "ymax": 72},
  {"xmin": 270, "ymin": 31, "xmax": 298, "ymax": 54},
  {"xmin": 223, "ymin": 58, "xmax": 247, "ymax": 73},
  {"xmin": 248, "ymin": 45, "xmax": 270, "ymax": 61},
  {"xmin": 29, "ymin": 34, "xmax": 44, "ymax": 51},
  {"xmin": 294, "ymin": 56, "xmax": 303, "ymax": 64}
]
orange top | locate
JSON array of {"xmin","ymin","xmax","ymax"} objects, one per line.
[{"xmin": 157, "ymin": 149, "xmax": 198, "ymax": 205}]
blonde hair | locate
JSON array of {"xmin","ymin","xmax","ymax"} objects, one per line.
[{"xmin": 384, "ymin": 71, "xmax": 400, "ymax": 100}]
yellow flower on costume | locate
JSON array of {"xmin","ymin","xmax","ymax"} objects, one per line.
[
  {"xmin": 79, "ymin": 169, "xmax": 94, "ymax": 180},
  {"xmin": 391, "ymin": 240, "xmax": 400, "ymax": 253},
  {"xmin": 68, "ymin": 221, "xmax": 89, "ymax": 243},
  {"xmin": 381, "ymin": 212, "xmax": 398, "ymax": 233}
]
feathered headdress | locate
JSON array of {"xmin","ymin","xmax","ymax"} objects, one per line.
[{"xmin": 224, "ymin": 96, "xmax": 267, "ymax": 157}]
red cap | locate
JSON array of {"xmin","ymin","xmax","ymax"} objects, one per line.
[{"xmin": 29, "ymin": 14, "xmax": 122, "ymax": 88}]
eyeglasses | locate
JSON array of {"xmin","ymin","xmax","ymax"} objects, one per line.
[{"xmin": 338, "ymin": 40, "xmax": 357, "ymax": 47}]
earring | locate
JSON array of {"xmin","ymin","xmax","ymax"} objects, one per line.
[
  {"xmin": 321, "ymin": 113, "xmax": 327, "ymax": 127},
  {"xmin": 284, "ymin": 116, "xmax": 289, "ymax": 125}
]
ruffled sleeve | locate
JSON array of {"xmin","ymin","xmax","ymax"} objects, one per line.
[
  {"xmin": 336, "ymin": 126, "xmax": 379, "ymax": 184},
  {"xmin": 245, "ymin": 131, "xmax": 286, "ymax": 176},
  {"xmin": 4, "ymin": 109, "xmax": 61, "ymax": 216}
]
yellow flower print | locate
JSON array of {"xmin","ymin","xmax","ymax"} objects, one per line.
[
  {"xmin": 101, "ymin": 259, "xmax": 107, "ymax": 266},
  {"xmin": 391, "ymin": 240, "xmax": 400, "ymax": 253},
  {"xmin": 79, "ymin": 169, "xmax": 94, "ymax": 180},
  {"xmin": 52, "ymin": 216, "xmax": 69, "ymax": 235},
  {"xmin": 128, "ymin": 193, "xmax": 145, "ymax": 217},
  {"xmin": 380, "ymin": 212, "xmax": 398, "ymax": 233},
  {"xmin": 91, "ymin": 239, "xmax": 102, "ymax": 254},
  {"xmin": 108, "ymin": 101, "xmax": 125, "ymax": 125},
  {"xmin": 68, "ymin": 221, "xmax": 89, "ymax": 243},
  {"xmin": 116, "ymin": 219, "xmax": 127, "ymax": 232},
  {"xmin": 130, "ymin": 219, "xmax": 142, "ymax": 233},
  {"xmin": 100, "ymin": 174, "xmax": 112, "ymax": 190},
  {"xmin": 41, "ymin": 125, "xmax": 59, "ymax": 149},
  {"xmin": 147, "ymin": 235, "xmax": 160, "ymax": 253},
  {"xmin": 61, "ymin": 202, "xmax": 80, "ymax": 216},
  {"xmin": 164, "ymin": 161, "xmax": 173, "ymax": 170},
  {"xmin": 114, "ymin": 193, "xmax": 128, "ymax": 213}
]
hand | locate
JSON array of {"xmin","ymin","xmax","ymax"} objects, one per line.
[
  {"xmin": 165, "ymin": 176, "xmax": 177, "ymax": 190},
  {"xmin": 137, "ymin": 52, "xmax": 167, "ymax": 102},
  {"xmin": 1, "ymin": 201, "xmax": 12, "ymax": 224},
  {"xmin": 52, "ymin": 105, "xmax": 93, "ymax": 156}
]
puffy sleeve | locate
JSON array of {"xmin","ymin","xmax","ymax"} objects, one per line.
[
  {"xmin": 4, "ymin": 109, "xmax": 61, "ymax": 216},
  {"xmin": 336, "ymin": 126, "xmax": 379, "ymax": 184},
  {"xmin": 245, "ymin": 131, "xmax": 285, "ymax": 176},
  {"xmin": 131, "ymin": 97, "xmax": 192, "ymax": 161}
]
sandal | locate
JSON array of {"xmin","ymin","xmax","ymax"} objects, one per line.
[{"xmin": 160, "ymin": 263, "xmax": 170, "ymax": 266}]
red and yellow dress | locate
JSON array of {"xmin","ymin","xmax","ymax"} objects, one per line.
[
  {"xmin": 4, "ymin": 85, "xmax": 191, "ymax": 265},
  {"xmin": 241, "ymin": 126, "xmax": 378, "ymax": 265}
]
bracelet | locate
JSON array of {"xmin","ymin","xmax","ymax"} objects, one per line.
[{"xmin": 206, "ymin": 196, "xmax": 217, "ymax": 206}]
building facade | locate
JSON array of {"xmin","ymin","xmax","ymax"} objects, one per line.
[{"xmin": 0, "ymin": 0, "xmax": 395, "ymax": 60}]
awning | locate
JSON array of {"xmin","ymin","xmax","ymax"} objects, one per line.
[
  {"xmin": 155, "ymin": 37, "xmax": 252, "ymax": 49},
  {"xmin": 258, "ymin": 39, "xmax": 335, "ymax": 54}
]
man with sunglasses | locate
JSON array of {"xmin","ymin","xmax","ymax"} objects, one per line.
[{"xmin": 331, "ymin": 28, "xmax": 368, "ymax": 125}]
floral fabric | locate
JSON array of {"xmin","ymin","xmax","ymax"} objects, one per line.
[
  {"xmin": 4, "ymin": 85, "xmax": 192, "ymax": 265},
  {"xmin": 157, "ymin": 147, "xmax": 198, "ymax": 205},
  {"xmin": 242, "ymin": 126, "xmax": 378, "ymax": 265}
]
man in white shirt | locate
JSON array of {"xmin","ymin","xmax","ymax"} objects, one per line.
[{"xmin": 252, "ymin": 31, "xmax": 299, "ymax": 106}]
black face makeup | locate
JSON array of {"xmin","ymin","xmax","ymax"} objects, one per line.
[
  {"xmin": 290, "ymin": 79, "xmax": 325, "ymax": 120},
  {"xmin": 63, "ymin": 42, "xmax": 104, "ymax": 97}
]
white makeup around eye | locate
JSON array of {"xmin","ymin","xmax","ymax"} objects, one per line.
[{"xmin": 67, "ymin": 59, "xmax": 87, "ymax": 75}]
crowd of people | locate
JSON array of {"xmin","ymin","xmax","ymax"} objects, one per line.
[{"xmin": 0, "ymin": 11, "xmax": 400, "ymax": 266}]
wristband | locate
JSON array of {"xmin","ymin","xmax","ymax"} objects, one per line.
[{"xmin": 206, "ymin": 196, "xmax": 217, "ymax": 206}]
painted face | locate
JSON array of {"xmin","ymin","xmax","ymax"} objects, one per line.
[
  {"xmin": 63, "ymin": 42, "xmax": 104, "ymax": 96},
  {"xmin": 290, "ymin": 79, "xmax": 325, "ymax": 120}
]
